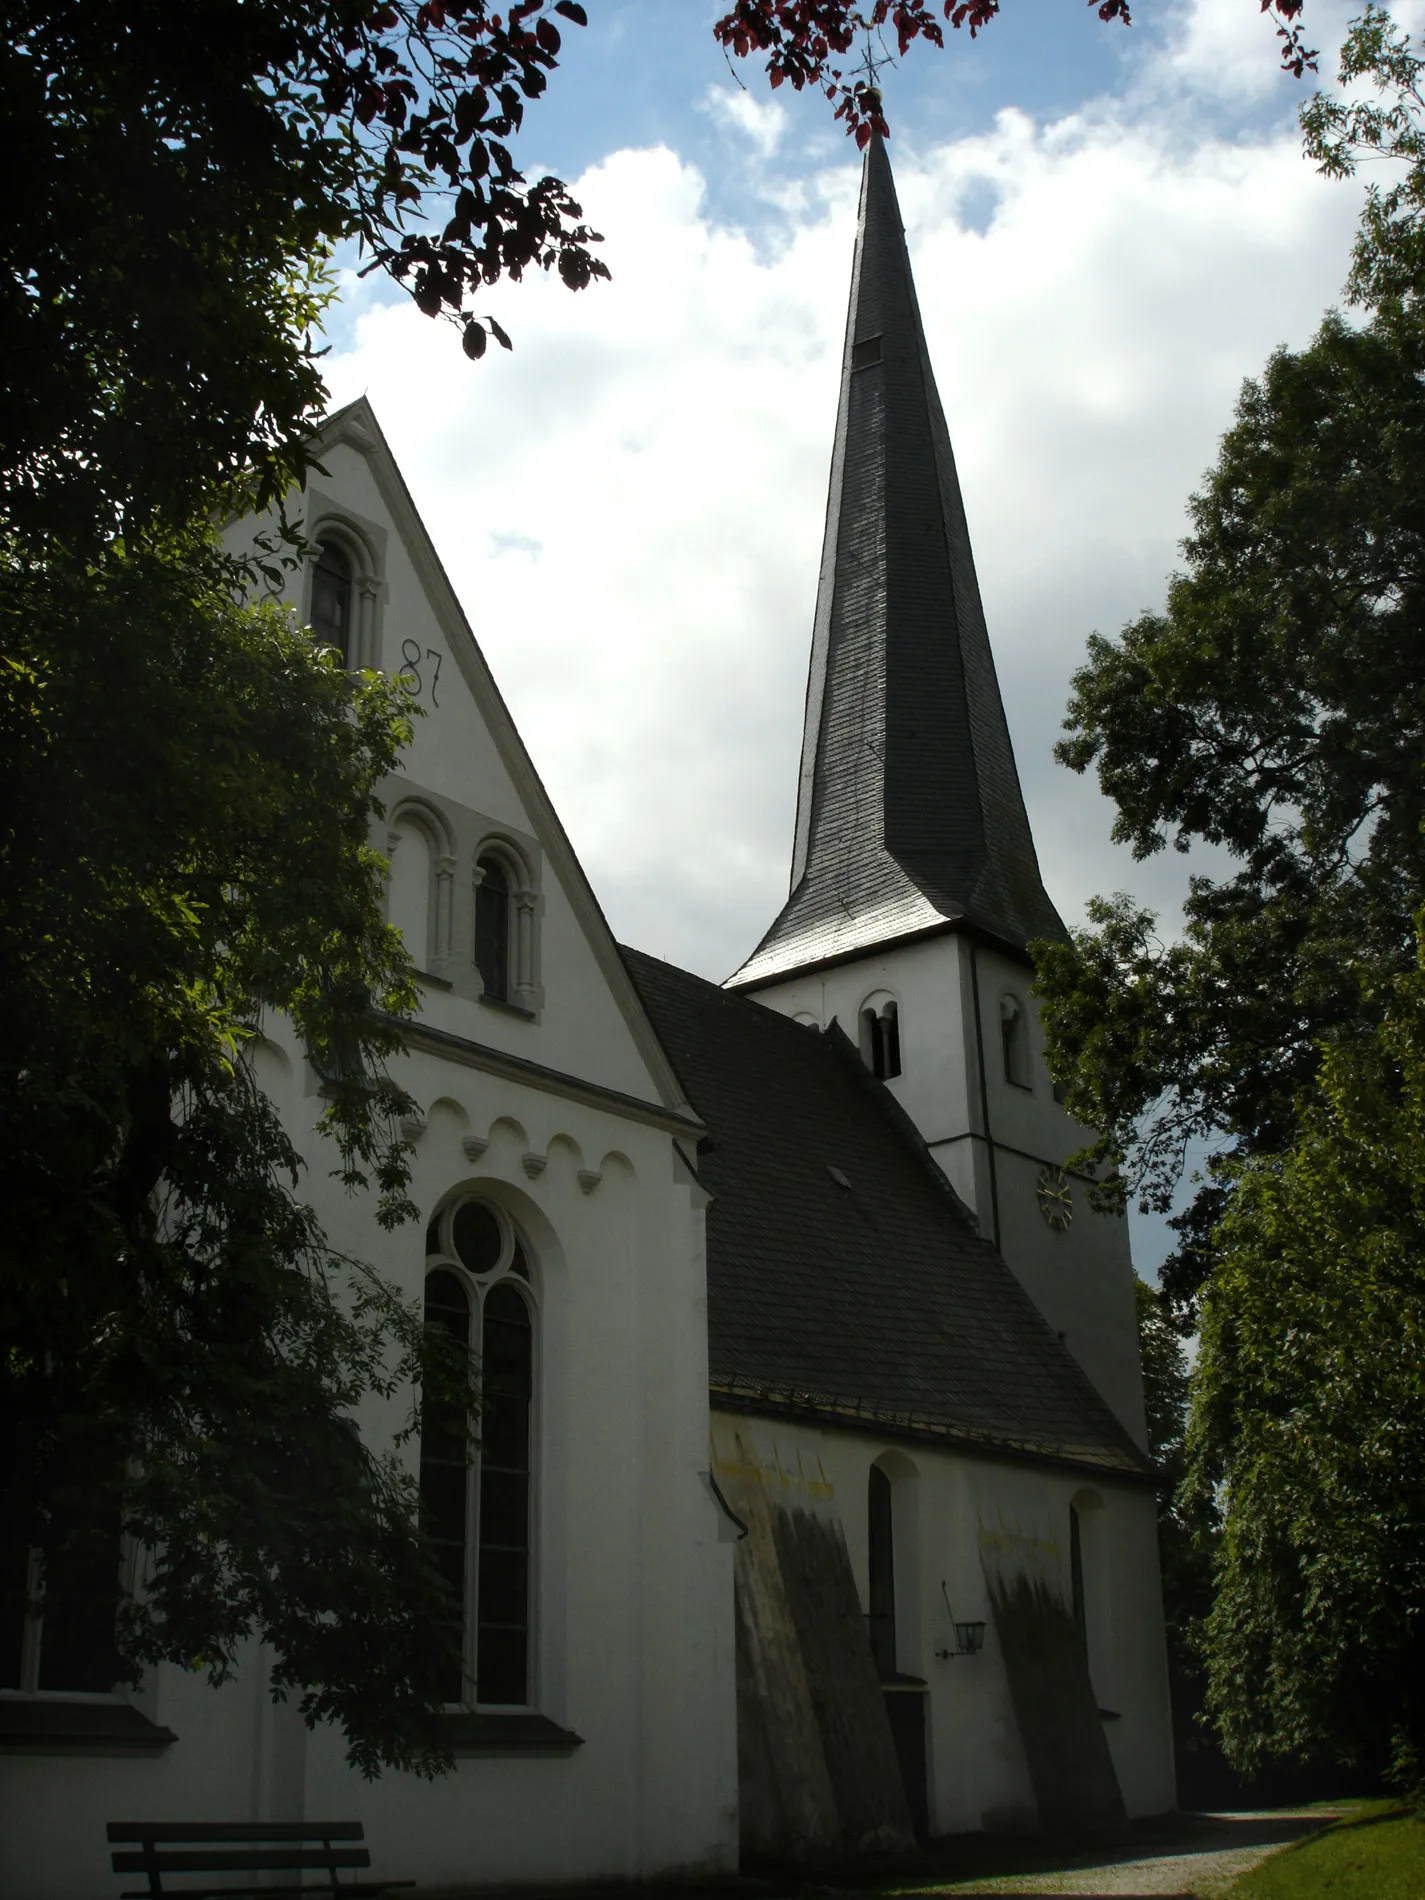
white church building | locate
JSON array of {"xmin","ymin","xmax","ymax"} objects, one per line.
[{"xmin": 0, "ymin": 139, "xmax": 1175, "ymax": 1894}]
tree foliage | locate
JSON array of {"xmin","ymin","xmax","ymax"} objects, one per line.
[
  {"xmin": 2, "ymin": 0, "xmax": 606, "ymax": 550},
  {"xmin": 1185, "ymin": 931, "xmax": 1425, "ymax": 1793},
  {"xmin": 1304, "ymin": 4, "xmax": 1425, "ymax": 316},
  {"xmin": 0, "ymin": 534, "xmax": 477, "ymax": 1774},
  {"xmin": 1038, "ymin": 10, "xmax": 1425, "ymax": 1790},
  {"xmin": 711, "ymin": 0, "xmax": 1318, "ymax": 149},
  {"xmin": 1036, "ymin": 297, "xmax": 1425, "ymax": 1320}
]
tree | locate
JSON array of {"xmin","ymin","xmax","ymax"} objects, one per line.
[
  {"xmin": 1184, "ymin": 930, "xmax": 1425, "ymax": 1794},
  {"xmin": 1035, "ymin": 296, "xmax": 1425, "ymax": 1323},
  {"xmin": 1303, "ymin": 4, "xmax": 1425, "ymax": 318},
  {"xmin": 1035, "ymin": 10, "xmax": 1425, "ymax": 1791},
  {"xmin": 2, "ymin": 0, "xmax": 607, "ymax": 550},
  {"xmin": 0, "ymin": 533, "xmax": 479, "ymax": 1774}
]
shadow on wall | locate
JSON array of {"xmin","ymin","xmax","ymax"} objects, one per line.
[
  {"xmin": 720, "ymin": 1445, "xmax": 915, "ymax": 1866},
  {"xmin": 985, "ymin": 1568, "xmax": 1126, "ymax": 1841}
]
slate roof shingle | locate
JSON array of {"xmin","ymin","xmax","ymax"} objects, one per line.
[
  {"xmin": 624, "ymin": 948, "xmax": 1149, "ymax": 1479},
  {"xmin": 729, "ymin": 137, "xmax": 1064, "ymax": 991}
]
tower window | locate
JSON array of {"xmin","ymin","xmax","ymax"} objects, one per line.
[
  {"xmin": 852, "ymin": 334, "xmax": 884, "ymax": 370},
  {"xmin": 474, "ymin": 858, "xmax": 510, "ymax": 1003},
  {"xmin": 310, "ymin": 540, "xmax": 352, "ymax": 659},
  {"xmin": 859, "ymin": 994, "xmax": 902, "ymax": 1080},
  {"xmin": 1000, "ymin": 994, "xmax": 1031, "ymax": 1089}
]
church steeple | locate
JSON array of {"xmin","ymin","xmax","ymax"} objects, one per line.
[{"xmin": 729, "ymin": 138, "xmax": 1063, "ymax": 990}]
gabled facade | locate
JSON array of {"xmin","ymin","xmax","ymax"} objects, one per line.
[{"xmin": 1, "ymin": 401, "xmax": 739, "ymax": 1899}]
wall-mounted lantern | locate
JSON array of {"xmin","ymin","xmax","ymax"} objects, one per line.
[{"xmin": 935, "ymin": 1580, "xmax": 986, "ymax": 1659}]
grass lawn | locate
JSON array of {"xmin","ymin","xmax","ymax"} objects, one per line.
[{"xmin": 1229, "ymin": 1802, "xmax": 1424, "ymax": 1898}]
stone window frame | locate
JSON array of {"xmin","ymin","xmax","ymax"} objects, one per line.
[
  {"xmin": 386, "ymin": 794, "xmax": 459, "ymax": 984},
  {"xmin": 421, "ymin": 1195, "xmax": 542, "ymax": 1713},
  {"xmin": 472, "ymin": 831, "xmax": 541, "ymax": 1018},
  {"xmin": 301, "ymin": 496, "xmax": 387, "ymax": 671}
]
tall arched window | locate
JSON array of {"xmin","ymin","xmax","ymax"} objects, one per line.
[
  {"xmin": 420, "ymin": 1197, "xmax": 535, "ymax": 1708},
  {"xmin": 1000, "ymin": 993, "xmax": 1031, "ymax": 1089},
  {"xmin": 474, "ymin": 857, "xmax": 510, "ymax": 1003},
  {"xmin": 858, "ymin": 994, "xmax": 903, "ymax": 1080},
  {"xmin": 387, "ymin": 817, "xmax": 432, "ymax": 972},
  {"xmin": 867, "ymin": 1464, "xmax": 897, "ymax": 1678},
  {"xmin": 309, "ymin": 540, "xmax": 352, "ymax": 660}
]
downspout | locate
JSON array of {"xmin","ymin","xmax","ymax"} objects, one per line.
[{"xmin": 969, "ymin": 941, "xmax": 1002, "ymax": 1248}]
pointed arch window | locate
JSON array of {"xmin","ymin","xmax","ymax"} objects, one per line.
[
  {"xmin": 420, "ymin": 1198, "xmax": 535, "ymax": 1709},
  {"xmin": 310, "ymin": 540, "xmax": 353, "ymax": 660}
]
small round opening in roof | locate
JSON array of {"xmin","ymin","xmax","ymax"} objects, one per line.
[{"xmin": 452, "ymin": 1199, "xmax": 503, "ymax": 1275}]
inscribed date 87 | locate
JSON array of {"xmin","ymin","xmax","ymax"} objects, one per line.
[{"xmin": 398, "ymin": 639, "xmax": 442, "ymax": 708}]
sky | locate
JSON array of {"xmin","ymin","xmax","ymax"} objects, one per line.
[{"xmin": 322, "ymin": 0, "xmax": 1388, "ymax": 1274}]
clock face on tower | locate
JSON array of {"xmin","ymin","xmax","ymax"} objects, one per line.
[{"xmin": 1037, "ymin": 1166, "xmax": 1073, "ymax": 1234}]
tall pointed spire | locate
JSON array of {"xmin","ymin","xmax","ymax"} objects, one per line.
[{"xmin": 729, "ymin": 138, "xmax": 1063, "ymax": 989}]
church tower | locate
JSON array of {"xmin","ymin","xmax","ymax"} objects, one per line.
[{"xmin": 728, "ymin": 138, "xmax": 1146, "ymax": 1447}]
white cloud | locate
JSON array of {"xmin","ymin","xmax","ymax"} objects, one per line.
[
  {"xmin": 324, "ymin": 11, "xmax": 1365, "ymax": 1006},
  {"xmin": 701, "ymin": 80, "xmax": 789, "ymax": 156}
]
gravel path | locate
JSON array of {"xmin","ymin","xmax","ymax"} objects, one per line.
[{"xmin": 902, "ymin": 1808, "xmax": 1350, "ymax": 1897}]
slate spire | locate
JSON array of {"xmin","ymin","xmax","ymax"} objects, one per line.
[{"xmin": 729, "ymin": 138, "xmax": 1064, "ymax": 989}]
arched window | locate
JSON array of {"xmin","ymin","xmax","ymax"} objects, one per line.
[
  {"xmin": 1, "ymin": 1498, "xmax": 123, "ymax": 1697},
  {"xmin": 388, "ymin": 818, "xmax": 432, "ymax": 971},
  {"xmin": 474, "ymin": 857, "xmax": 511, "ymax": 1003},
  {"xmin": 420, "ymin": 1197, "xmax": 536, "ymax": 1709},
  {"xmin": 867, "ymin": 1464, "xmax": 897, "ymax": 1678},
  {"xmin": 1069, "ymin": 1489, "xmax": 1111, "ymax": 1706},
  {"xmin": 858, "ymin": 994, "xmax": 903, "ymax": 1080},
  {"xmin": 309, "ymin": 540, "xmax": 353, "ymax": 659},
  {"xmin": 1000, "ymin": 993, "xmax": 1031, "ymax": 1089}
]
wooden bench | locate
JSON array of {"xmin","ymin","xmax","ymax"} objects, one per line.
[{"xmin": 107, "ymin": 1821, "xmax": 414, "ymax": 1898}]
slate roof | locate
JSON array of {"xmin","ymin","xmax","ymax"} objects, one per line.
[
  {"xmin": 624, "ymin": 948, "xmax": 1148, "ymax": 1478},
  {"xmin": 729, "ymin": 138, "xmax": 1064, "ymax": 991}
]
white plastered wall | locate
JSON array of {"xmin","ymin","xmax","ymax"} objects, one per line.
[
  {"xmin": 0, "ymin": 409, "xmax": 737, "ymax": 1896},
  {"xmin": 710, "ymin": 1411, "xmax": 1175, "ymax": 1835},
  {"xmin": 1, "ymin": 1041, "xmax": 738, "ymax": 1897}
]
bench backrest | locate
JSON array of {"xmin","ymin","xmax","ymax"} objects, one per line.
[{"xmin": 108, "ymin": 1822, "xmax": 370, "ymax": 1894}]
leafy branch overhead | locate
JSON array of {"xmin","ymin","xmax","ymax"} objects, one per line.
[
  {"xmin": 711, "ymin": 0, "xmax": 1318, "ymax": 149},
  {"xmin": 2, "ymin": 0, "xmax": 606, "ymax": 547}
]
